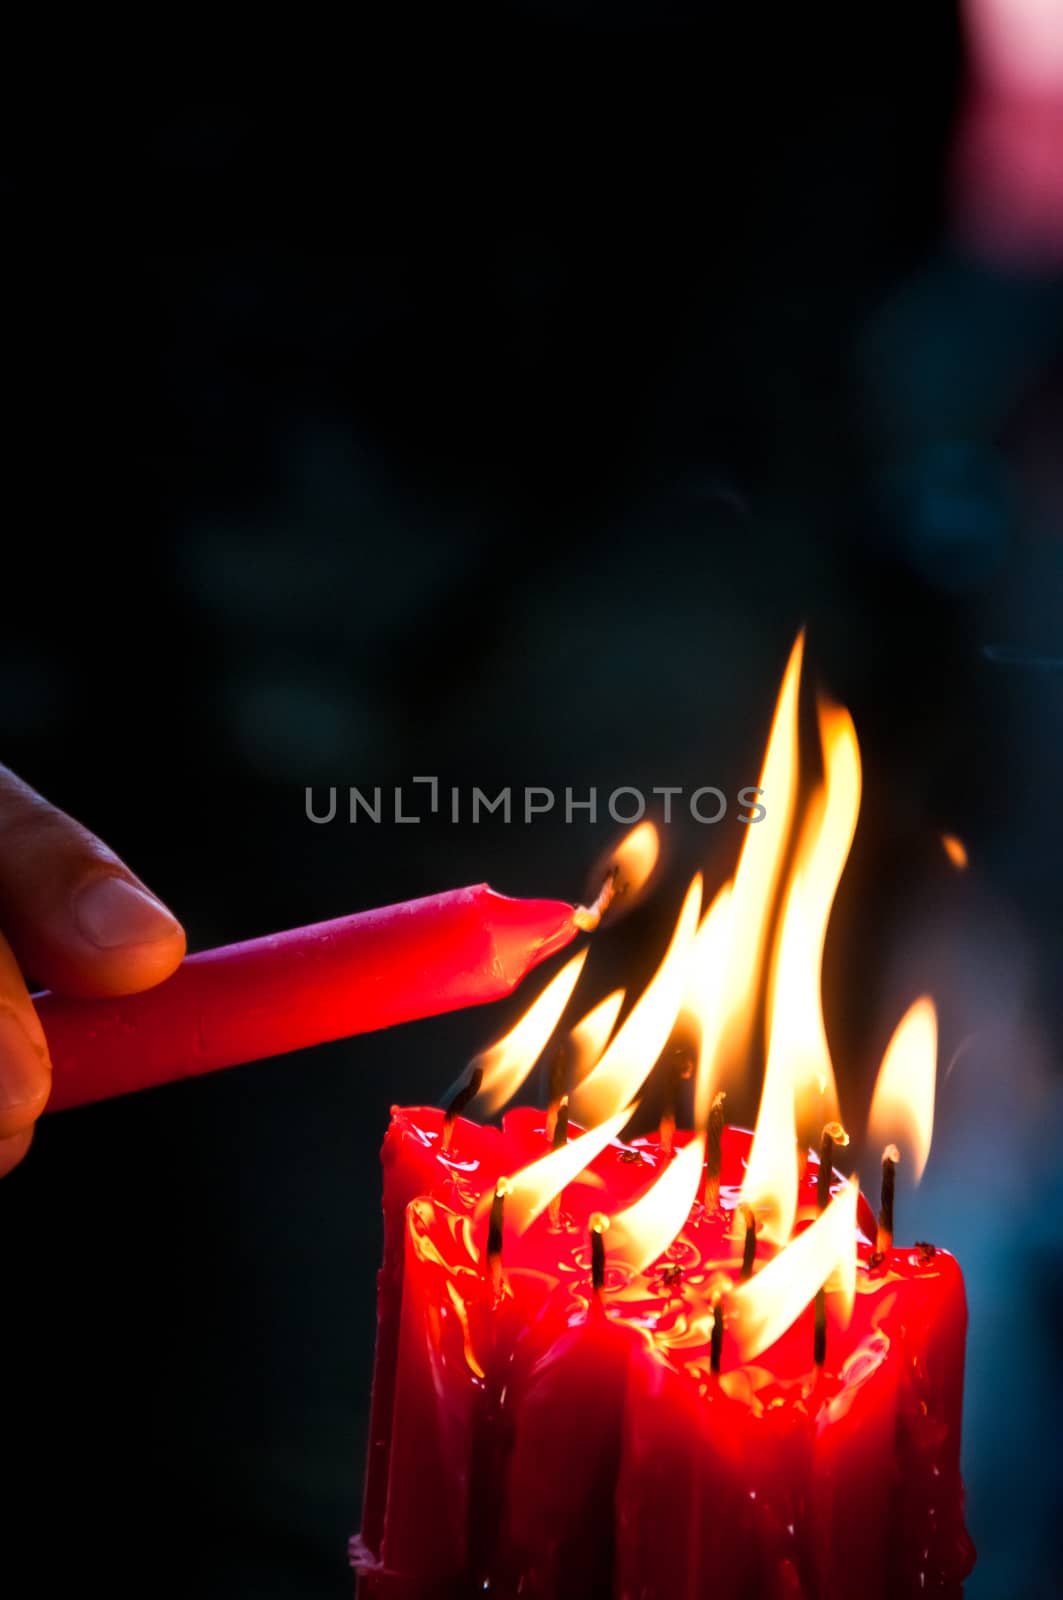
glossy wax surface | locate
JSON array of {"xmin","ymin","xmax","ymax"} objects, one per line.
[{"xmin": 357, "ymin": 1107, "xmax": 974, "ymax": 1598}]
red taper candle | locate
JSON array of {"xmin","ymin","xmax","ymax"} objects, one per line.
[{"xmin": 35, "ymin": 884, "xmax": 580, "ymax": 1113}]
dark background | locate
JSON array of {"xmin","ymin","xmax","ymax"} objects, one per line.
[{"xmin": 3, "ymin": 9, "xmax": 1063, "ymax": 1596}]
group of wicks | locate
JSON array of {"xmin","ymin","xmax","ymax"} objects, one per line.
[{"xmin": 441, "ymin": 1052, "xmax": 907, "ymax": 1378}]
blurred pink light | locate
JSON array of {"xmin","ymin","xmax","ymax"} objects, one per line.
[{"xmin": 952, "ymin": 0, "xmax": 1063, "ymax": 265}]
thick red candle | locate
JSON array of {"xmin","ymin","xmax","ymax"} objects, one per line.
[
  {"xmin": 354, "ymin": 1108, "xmax": 973, "ymax": 1598},
  {"xmin": 35, "ymin": 885, "xmax": 578, "ymax": 1112}
]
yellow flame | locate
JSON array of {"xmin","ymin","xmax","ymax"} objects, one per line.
[
  {"xmin": 505, "ymin": 1106, "xmax": 634, "ymax": 1233},
  {"xmin": 576, "ymin": 821, "xmax": 661, "ymax": 928},
  {"xmin": 680, "ymin": 883, "xmax": 734, "ymax": 1129},
  {"xmin": 608, "ymin": 1134, "xmax": 707, "ymax": 1275},
  {"xmin": 786, "ymin": 699, "xmax": 862, "ymax": 1136},
  {"xmin": 942, "ymin": 833, "xmax": 968, "ymax": 870},
  {"xmin": 475, "ymin": 950, "xmax": 589, "ymax": 1113},
  {"xmin": 567, "ymin": 990, "xmax": 626, "ymax": 1084},
  {"xmin": 570, "ymin": 876, "xmax": 703, "ymax": 1126},
  {"xmin": 728, "ymin": 1178, "xmax": 859, "ymax": 1362},
  {"xmin": 868, "ymin": 997, "xmax": 937, "ymax": 1183},
  {"xmin": 738, "ymin": 879, "xmax": 802, "ymax": 1246},
  {"xmin": 718, "ymin": 631, "xmax": 805, "ymax": 1072},
  {"xmin": 608, "ymin": 819, "xmax": 659, "ymax": 898}
]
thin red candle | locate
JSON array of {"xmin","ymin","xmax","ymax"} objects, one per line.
[{"xmin": 35, "ymin": 884, "xmax": 580, "ymax": 1113}]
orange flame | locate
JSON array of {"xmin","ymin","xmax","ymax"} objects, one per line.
[
  {"xmin": 608, "ymin": 1134, "xmax": 706, "ymax": 1275},
  {"xmin": 868, "ymin": 997, "xmax": 937, "ymax": 1183},
  {"xmin": 717, "ymin": 631, "xmax": 805, "ymax": 1073},
  {"xmin": 680, "ymin": 883, "xmax": 734, "ymax": 1130},
  {"xmin": 505, "ymin": 1106, "xmax": 634, "ymax": 1234},
  {"xmin": 784, "ymin": 698, "xmax": 862, "ymax": 1136},
  {"xmin": 575, "ymin": 821, "xmax": 660, "ymax": 929},
  {"xmin": 727, "ymin": 1178, "xmax": 859, "ymax": 1362},
  {"xmin": 567, "ymin": 990, "xmax": 626, "ymax": 1084},
  {"xmin": 942, "ymin": 833, "xmax": 968, "ymax": 870},
  {"xmin": 738, "ymin": 878, "xmax": 802, "ymax": 1246},
  {"xmin": 474, "ymin": 951, "xmax": 589, "ymax": 1113},
  {"xmin": 570, "ymin": 876, "xmax": 703, "ymax": 1126}
]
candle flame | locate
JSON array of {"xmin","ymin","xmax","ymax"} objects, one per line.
[
  {"xmin": 474, "ymin": 951, "xmax": 589, "ymax": 1113},
  {"xmin": 577, "ymin": 821, "xmax": 660, "ymax": 929},
  {"xmin": 868, "ymin": 997, "xmax": 937, "ymax": 1183},
  {"xmin": 716, "ymin": 630, "xmax": 804, "ymax": 1075},
  {"xmin": 570, "ymin": 876, "xmax": 703, "ymax": 1126},
  {"xmin": 738, "ymin": 870, "xmax": 802, "ymax": 1246},
  {"xmin": 942, "ymin": 833, "xmax": 968, "ymax": 870},
  {"xmin": 727, "ymin": 1177, "xmax": 859, "ymax": 1362},
  {"xmin": 504, "ymin": 1106, "xmax": 635, "ymax": 1234},
  {"xmin": 737, "ymin": 695, "xmax": 861, "ymax": 1239},
  {"xmin": 608, "ymin": 1134, "xmax": 707, "ymax": 1275},
  {"xmin": 567, "ymin": 990, "xmax": 626, "ymax": 1084},
  {"xmin": 786, "ymin": 698, "xmax": 862, "ymax": 1137},
  {"xmin": 680, "ymin": 882, "xmax": 734, "ymax": 1130}
]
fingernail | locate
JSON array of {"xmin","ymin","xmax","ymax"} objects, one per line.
[
  {"xmin": 0, "ymin": 1011, "xmax": 48, "ymax": 1111},
  {"xmin": 74, "ymin": 876, "xmax": 182, "ymax": 950}
]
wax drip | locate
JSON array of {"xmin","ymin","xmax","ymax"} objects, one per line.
[{"xmin": 442, "ymin": 1064, "xmax": 483, "ymax": 1151}]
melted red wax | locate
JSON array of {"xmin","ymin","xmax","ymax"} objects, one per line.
[{"xmin": 356, "ymin": 1109, "xmax": 974, "ymax": 1599}]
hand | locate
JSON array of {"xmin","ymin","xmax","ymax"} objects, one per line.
[{"xmin": 0, "ymin": 766, "xmax": 185, "ymax": 1176}]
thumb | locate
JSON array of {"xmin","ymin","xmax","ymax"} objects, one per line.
[{"xmin": 0, "ymin": 766, "xmax": 186, "ymax": 1000}]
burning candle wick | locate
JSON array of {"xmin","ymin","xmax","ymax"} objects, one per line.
[
  {"xmin": 710, "ymin": 1300, "xmax": 725, "ymax": 1376},
  {"xmin": 551, "ymin": 1096, "xmax": 570, "ymax": 1152},
  {"xmin": 572, "ymin": 867, "xmax": 620, "ymax": 931},
  {"xmin": 590, "ymin": 1213, "xmax": 610, "ymax": 1293},
  {"xmin": 816, "ymin": 1120, "xmax": 849, "ymax": 1213},
  {"xmin": 874, "ymin": 1144, "xmax": 900, "ymax": 1259},
  {"xmin": 442, "ymin": 1065, "xmax": 483, "ymax": 1151},
  {"xmin": 487, "ymin": 1178, "xmax": 510, "ymax": 1297},
  {"xmin": 704, "ymin": 1091, "xmax": 726, "ymax": 1211},
  {"xmin": 545, "ymin": 1045, "xmax": 568, "ymax": 1144},
  {"xmin": 739, "ymin": 1203, "xmax": 757, "ymax": 1281},
  {"xmin": 660, "ymin": 1042, "xmax": 695, "ymax": 1156},
  {"xmin": 813, "ymin": 1286, "xmax": 827, "ymax": 1370}
]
